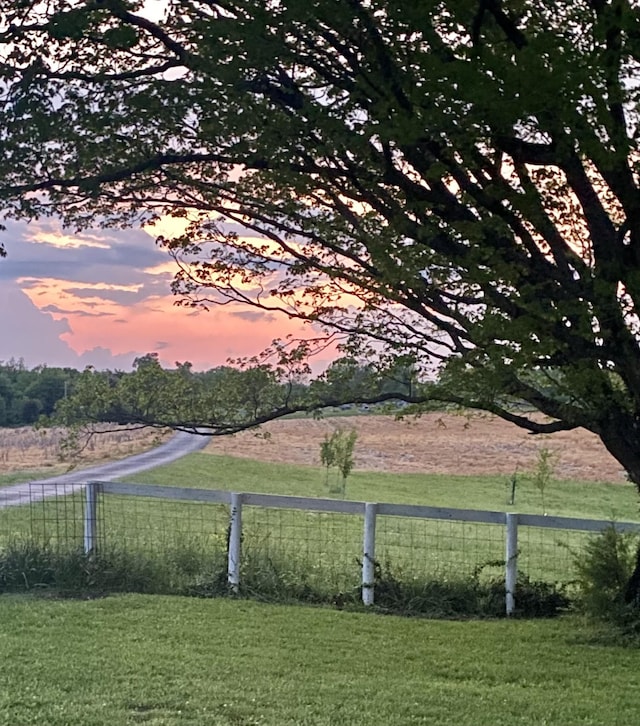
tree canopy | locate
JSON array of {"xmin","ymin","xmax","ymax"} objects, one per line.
[
  {"xmin": 0, "ymin": 360, "xmax": 79, "ymax": 426},
  {"xmin": 2, "ymin": 1, "xmax": 640, "ymax": 481}
]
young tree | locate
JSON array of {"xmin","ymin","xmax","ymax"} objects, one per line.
[
  {"xmin": 320, "ymin": 428, "xmax": 358, "ymax": 496},
  {"xmin": 1, "ymin": 1, "xmax": 640, "ymax": 488}
]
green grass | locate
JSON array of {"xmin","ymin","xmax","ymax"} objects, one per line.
[
  {"xmin": 0, "ymin": 593, "xmax": 639, "ymax": 726},
  {"xmin": 123, "ymin": 452, "xmax": 640, "ymax": 521},
  {"xmin": 0, "ymin": 467, "xmax": 66, "ymax": 487}
]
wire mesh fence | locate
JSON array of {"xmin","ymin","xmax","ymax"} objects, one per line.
[
  {"xmin": 1, "ymin": 480, "xmax": 639, "ymax": 614},
  {"xmin": 241, "ymin": 507, "xmax": 364, "ymax": 598},
  {"xmin": 376, "ymin": 517, "xmax": 506, "ymax": 581},
  {"xmin": 517, "ymin": 525, "xmax": 593, "ymax": 583},
  {"xmin": 0, "ymin": 483, "xmax": 85, "ymax": 549}
]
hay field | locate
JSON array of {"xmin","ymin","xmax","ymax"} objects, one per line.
[
  {"xmin": 0, "ymin": 413, "xmax": 626, "ymax": 483},
  {"xmin": 204, "ymin": 412, "xmax": 625, "ymax": 482}
]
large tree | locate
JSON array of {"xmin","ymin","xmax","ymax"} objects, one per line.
[{"xmin": 2, "ymin": 1, "xmax": 640, "ymax": 480}]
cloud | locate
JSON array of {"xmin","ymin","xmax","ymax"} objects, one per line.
[
  {"xmin": 0, "ymin": 283, "xmax": 137, "ymax": 369},
  {"xmin": 229, "ymin": 310, "xmax": 277, "ymax": 323},
  {"xmin": 0, "ymin": 218, "xmax": 171, "ymax": 292},
  {"xmin": 76, "ymin": 347, "xmax": 137, "ymax": 370},
  {"xmin": 41, "ymin": 304, "xmax": 113, "ymax": 318},
  {"xmin": 60, "ymin": 285, "xmax": 143, "ymax": 305},
  {"xmin": 0, "ymin": 216, "xmax": 321, "ymax": 372},
  {"xmin": 29, "ymin": 225, "xmax": 111, "ymax": 250}
]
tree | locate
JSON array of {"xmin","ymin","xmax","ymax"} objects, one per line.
[
  {"xmin": 52, "ymin": 350, "xmax": 417, "ymax": 434},
  {"xmin": 320, "ymin": 427, "xmax": 358, "ymax": 496},
  {"xmin": 2, "ymin": 1, "xmax": 640, "ymax": 487}
]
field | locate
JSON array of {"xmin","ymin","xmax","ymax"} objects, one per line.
[
  {"xmin": 2, "ymin": 412, "xmax": 637, "ymax": 602},
  {"xmin": 125, "ymin": 412, "xmax": 638, "ymax": 521},
  {"xmin": 0, "ymin": 425, "xmax": 171, "ymax": 484},
  {"xmin": 202, "ymin": 412, "xmax": 625, "ymax": 482},
  {"xmin": 2, "ymin": 415, "xmax": 640, "ymax": 725},
  {"xmin": 0, "ymin": 412, "xmax": 627, "ymax": 484},
  {"xmin": 1, "ymin": 594, "xmax": 640, "ymax": 726}
]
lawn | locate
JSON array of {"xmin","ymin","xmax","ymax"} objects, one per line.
[
  {"xmin": 0, "ymin": 468, "xmax": 65, "ymax": 487},
  {"xmin": 0, "ymin": 593, "xmax": 638, "ymax": 726}
]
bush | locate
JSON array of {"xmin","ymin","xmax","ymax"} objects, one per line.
[{"xmin": 574, "ymin": 526, "xmax": 639, "ymax": 625}]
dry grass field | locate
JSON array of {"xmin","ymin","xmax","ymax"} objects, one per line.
[
  {"xmin": 204, "ymin": 412, "xmax": 626, "ymax": 482},
  {"xmin": 0, "ymin": 425, "xmax": 171, "ymax": 477},
  {"xmin": 0, "ymin": 412, "xmax": 626, "ymax": 483}
]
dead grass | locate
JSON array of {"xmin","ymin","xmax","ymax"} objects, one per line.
[
  {"xmin": 203, "ymin": 412, "xmax": 626, "ymax": 482},
  {"xmin": 0, "ymin": 412, "xmax": 625, "ymax": 483},
  {"xmin": 0, "ymin": 425, "xmax": 172, "ymax": 477}
]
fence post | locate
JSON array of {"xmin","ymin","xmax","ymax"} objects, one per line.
[
  {"xmin": 228, "ymin": 492, "xmax": 243, "ymax": 593},
  {"xmin": 83, "ymin": 481, "xmax": 99, "ymax": 555},
  {"xmin": 362, "ymin": 502, "xmax": 377, "ymax": 606},
  {"xmin": 505, "ymin": 512, "xmax": 518, "ymax": 616}
]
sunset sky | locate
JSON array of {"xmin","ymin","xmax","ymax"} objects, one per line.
[{"xmin": 0, "ymin": 217, "xmax": 315, "ymax": 371}]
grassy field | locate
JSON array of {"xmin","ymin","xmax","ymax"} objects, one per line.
[
  {"xmin": 0, "ymin": 593, "xmax": 638, "ymax": 726},
  {"xmin": 0, "ymin": 468, "xmax": 66, "ymax": 487},
  {"xmin": 122, "ymin": 452, "xmax": 640, "ymax": 521},
  {"xmin": 2, "ymin": 423, "xmax": 639, "ymax": 724}
]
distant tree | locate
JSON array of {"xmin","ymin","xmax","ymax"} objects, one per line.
[
  {"xmin": 52, "ymin": 350, "xmax": 414, "ymax": 434},
  {"xmin": 0, "ymin": 396, "xmax": 7, "ymax": 427},
  {"xmin": 20, "ymin": 398, "xmax": 42, "ymax": 425},
  {"xmin": 0, "ymin": 363, "xmax": 79, "ymax": 426},
  {"xmin": 26, "ymin": 368, "xmax": 69, "ymax": 416}
]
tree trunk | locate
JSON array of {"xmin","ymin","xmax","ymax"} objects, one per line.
[
  {"xmin": 625, "ymin": 545, "xmax": 640, "ymax": 606},
  {"xmin": 598, "ymin": 417, "xmax": 640, "ymax": 489},
  {"xmin": 599, "ymin": 418, "xmax": 640, "ymax": 605}
]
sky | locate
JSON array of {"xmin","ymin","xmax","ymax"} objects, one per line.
[{"xmin": 0, "ymin": 217, "xmax": 314, "ymax": 371}]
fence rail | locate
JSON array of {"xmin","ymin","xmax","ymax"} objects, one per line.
[{"xmin": 56, "ymin": 480, "xmax": 640, "ymax": 615}]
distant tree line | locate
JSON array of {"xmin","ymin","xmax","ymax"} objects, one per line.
[
  {"xmin": 53, "ymin": 352, "xmax": 423, "ymax": 435},
  {"xmin": 0, "ymin": 353, "xmax": 420, "ymax": 429},
  {"xmin": 0, "ymin": 360, "xmax": 82, "ymax": 426}
]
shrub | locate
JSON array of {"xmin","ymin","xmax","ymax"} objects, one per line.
[{"xmin": 573, "ymin": 526, "xmax": 640, "ymax": 626}]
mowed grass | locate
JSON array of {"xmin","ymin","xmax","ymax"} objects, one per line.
[
  {"xmin": 123, "ymin": 452, "xmax": 640, "ymax": 522},
  {"xmin": 0, "ymin": 593, "xmax": 639, "ymax": 726}
]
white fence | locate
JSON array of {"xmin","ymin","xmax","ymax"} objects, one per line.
[{"xmin": 80, "ymin": 481, "xmax": 640, "ymax": 616}]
